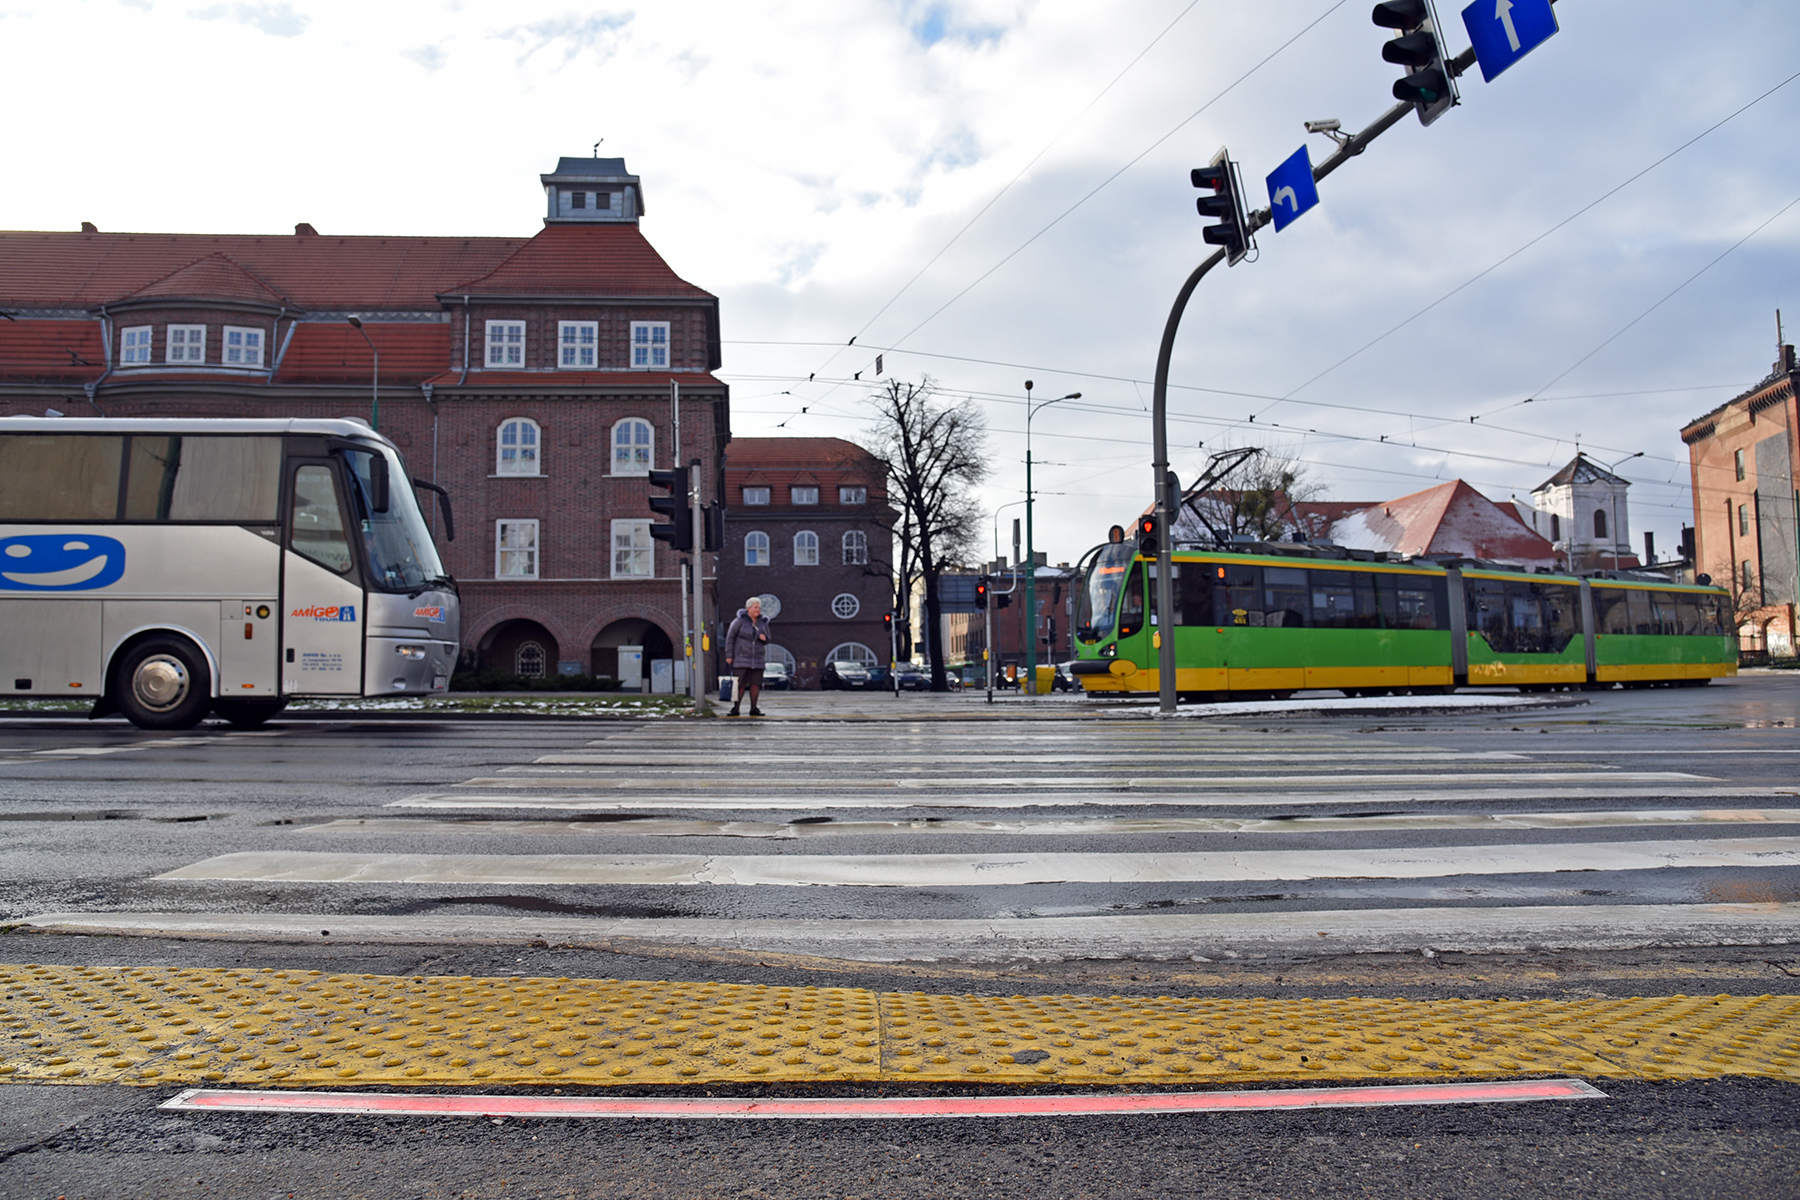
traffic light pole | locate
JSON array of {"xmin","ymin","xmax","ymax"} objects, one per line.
[{"xmin": 689, "ymin": 456, "xmax": 705, "ymax": 712}]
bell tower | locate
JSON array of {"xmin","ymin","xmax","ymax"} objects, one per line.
[{"xmin": 541, "ymin": 157, "xmax": 643, "ymax": 224}]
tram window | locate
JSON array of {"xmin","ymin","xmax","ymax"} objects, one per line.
[
  {"xmin": 1213, "ymin": 563, "xmax": 1261, "ymax": 626},
  {"xmin": 1394, "ymin": 578, "xmax": 1445, "ymax": 629},
  {"xmin": 1536, "ymin": 583, "xmax": 1578, "ymax": 651},
  {"xmin": 1465, "ymin": 578, "xmax": 1512, "ymax": 647},
  {"xmin": 1650, "ymin": 591, "xmax": 1688, "ymax": 636},
  {"xmin": 1166, "ymin": 563, "xmax": 1213, "ymax": 626},
  {"xmin": 1313, "ymin": 570, "xmax": 1380, "ymax": 628},
  {"xmin": 1262, "ymin": 566, "xmax": 1308, "ymax": 628},
  {"xmin": 290, "ymin": 465, "xmax": 354, "ymax": 574},
  {"xmin": 1118, "ymin": 563, "xmax": 1146, "ymax": 638},
  {"xmin": 1593, "ymin": 588, "xmax": 1631, "ymax": 635},
  {"xmin": 123, "ymin": 436, "xmax": 282, "ymax": 522},
  {"xmin": 1626, "ymin": 589, "xmax": 1654, "ymax": 634},
  {"xmin": 1701, "ymin": 595, "xmax": 1730, "ymax": 636},
  {"xmin": 0, "ymin": 434, "xmax": 122, "ymax": 520}
]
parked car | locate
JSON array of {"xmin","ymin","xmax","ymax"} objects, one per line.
[
  {"xmin": 821, "ymin": 660, "xmax": 875, "ymax": 690},
  {"xmin": 892, "ymin": 662, "xmax": 930, "ymax": 690},
  {"xmin": 761, "ymin": 661, "xmax": 791, "ymax": 690},
  {"xmin": 1053, "ymin": 661, "xmax": 1079, "ymax": 692}
]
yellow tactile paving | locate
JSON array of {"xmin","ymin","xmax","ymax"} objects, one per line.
[{"xmin": 2, "ymin": 964, "xmax": 1797, "ymax": 1088}]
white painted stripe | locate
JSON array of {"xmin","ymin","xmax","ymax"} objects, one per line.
[
  {"xmin": 313, "ymin": 809, "xmax": 1800, "ymax": 841},
  {"xmin": 158, "ymin": 1080, "xmax": 1609, "ymax": 1119},
  {"xmin": 153, "ymin": 837, "xmax": 1800, "ymax": 887},
  {"xmin": 22, "ymin": 903, "xmax": 1800, "ymax": 960},
  {"xmin": 389, "ymin": 785, "xmax": 1791, "ymax": 811},
  {"xmin": 534, "ymin": 751, "xmax": 1537, "ymax": 765},
  {"xmin": 460, "ymin": 771, "xmax": 1712, "ymax": 790}
]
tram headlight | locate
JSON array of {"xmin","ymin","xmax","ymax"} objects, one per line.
[
  {"xmin": 395, "ymin": 644, "xmax": 427, "ymax": 659},
  {"xmin": 1100, "ymin": 643, "xmax": 1117, "ymax": 658}
]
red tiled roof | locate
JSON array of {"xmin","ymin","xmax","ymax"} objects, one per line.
[
  {"xmin": 274, "ymin": 324, "xmax": 451, "ymax": 385},
  {"xmin": 425, "ymin": 369, "xmax": 725, "ymax": 389},
  {"xmin": 0, "ymin": 318, "xmax": 104, "ymax": 383},
  {"xmin": 724, "ymin": 437, "xmax": 877, "ymax": 469},
  {"xmin": 1331, "ymin": 480, "xmax": 1556, "ymax": 565},
  {"xmin": 0, "ymin": 230, "xmax": 528, "ymax": 309},
  {"xmin": 120, "ymin": 253, "xmax": 290, "ymax": 307},
  {"xmin": 447, "ymin": 224, "xmax": 712, "ymax": 299}
]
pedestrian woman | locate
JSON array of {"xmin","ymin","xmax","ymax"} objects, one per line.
[{"xmin": 723, "ymin": 595, "xmax": 772, "ymax": 717}]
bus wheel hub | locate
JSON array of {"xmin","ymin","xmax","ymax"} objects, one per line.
[{"xmin": 133, "ymin": 656, "xmax": 190, "ymax": 710}]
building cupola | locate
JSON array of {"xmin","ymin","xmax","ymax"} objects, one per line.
[{"xmin": 541, "ymin": 156, "xmax": 642, "ymax": 224}]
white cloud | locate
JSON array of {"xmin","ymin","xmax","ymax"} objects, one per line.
[{"xmin": 187, "ymin": 1, "xmax": 309, "ymax": 37}]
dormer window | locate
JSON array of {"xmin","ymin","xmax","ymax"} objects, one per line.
[
  {"xmin": 121, "ymin": 326, "xmax": 152, "ymax": 365},
  {"xmin": 630, "ymin": 322, "xmax": 669, "ymax": 369},
  {"xmin": 559, "ymin": 321, "xmax": 597, "ymax": 368},
  {"xmin": 223, "ymin": 326, "xmax": 264, "ymax": 367},
  {"xmin": 571, "ymin": 191, "xmax": 587, "ymax": 209},
  {"xmin": 166, "ymin": 324, "xmax": 205, "ymax": 364},
  {"xmin": 486, "ymin": 320, "xmax": 525, "ymax": 368},
  {"xmin": 792, "ymin": 486, "xmax": 819, "ymax": 505}
]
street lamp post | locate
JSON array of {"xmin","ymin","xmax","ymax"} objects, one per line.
[
  {"xmin": 346, "ymin": 315, "xmax": 379, "ymax": 431},
  {"xmin": 1603, "ymin": 451, "xmax": 1643, "ymax": 572},
  {"xmin": 1024, "ymin": 382, "xmax": 1080, "ymax": 700}
]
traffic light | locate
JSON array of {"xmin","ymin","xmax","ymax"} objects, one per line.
[
  {"xmin": 882, "ymin": 612, "xmax": 894, "ymax": 634},
  {"xmin": 1191, "ymin": 149, "xmax": 1252, "ymax": 267},
  {"xmin": 1137, "ymin": 513, "xmax": 1160, "ymax": 557},
  {"xmin": 703, "ymin": 500, "xmax": 724, "ymax": 553},
  {"xmin": 1373, "ymin": 0, "xmax": 1457, "ymax": 126},
  {"xmin": 996, "ymin": 591, "xmax": 1012, "ymax": 609},
  {"xmin": 974, "ymin": 576, "xmax": 989, "ymax": 610},
  {"xmin": 647, "ymin": 466, "xmax": 691, "ymax": 551}
]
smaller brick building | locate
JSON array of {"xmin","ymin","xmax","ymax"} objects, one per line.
[
  {"xmin": 716, "ymin": 438, "xmax": 896, "ymax": 688},
  {"xmin": 1682, "ymin": 343, "xmax": 1799, "ymax": 656}
]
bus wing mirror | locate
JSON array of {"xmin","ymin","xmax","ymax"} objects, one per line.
[
  {"xmin": 370, "ymin": 455, "xmax": 391, "ymax": 513},
  {"xmin": 412, "ymin": 477, "xmax": 455, "ymax": 541}
]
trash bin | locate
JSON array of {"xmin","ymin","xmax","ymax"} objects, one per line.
[{"xmin": 1034, "ymin": 665, "xmax": 1055, "ymax": 695}]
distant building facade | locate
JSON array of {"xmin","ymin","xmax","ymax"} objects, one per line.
[
  {"xmin": 715, "ymin": 437, "xmax": 897, "ymax": 688},
  {"xmin": 1515, "ymin": 454, "xmax": 1640, "ymax": 572},
  {"xmin": 1682, "ymin": 342, "xmax": 1799, "ymax": 656},
  {"xmin": 0, "ymin": 157, "xmax": 729, "ymax": 687}
]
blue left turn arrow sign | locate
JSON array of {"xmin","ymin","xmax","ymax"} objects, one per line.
[{"xmin": 1264, "ymin": 146, "xmax": 1319, "ymax": 234}]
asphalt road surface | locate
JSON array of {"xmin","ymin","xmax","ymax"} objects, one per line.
[{"xmin": 2, "ymin": 674, "xmax": 1797, "ymax": 1197}]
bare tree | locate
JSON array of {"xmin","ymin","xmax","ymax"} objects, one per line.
[
  {"xmin": 865, "ymin": 378, "xmax": 987, "ymax": 690},
  {"xmin": 1175, "ymin": 444, "xmax": 1323, "ymax": 544}
]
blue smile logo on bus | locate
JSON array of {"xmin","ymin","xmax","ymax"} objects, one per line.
[{"xmin": 0, "ymin": 534, "xmax": 127, "ymax": 591}]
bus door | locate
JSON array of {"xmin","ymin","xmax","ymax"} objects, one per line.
[{"xmin": 282, "ymin": 460, "xmax": 364, "ymax": 695}]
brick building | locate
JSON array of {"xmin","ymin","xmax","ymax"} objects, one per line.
[
  {"xmin": 715, "ymin": 438, "xmax": 897, "ymax": 688},
  {"xmin": 0, "ymin": 156, "xmax": 729, "ymax": 686},
  {"xmin": 1681, "ymin": 342, "xmax": 1799, "ymax": 656}
]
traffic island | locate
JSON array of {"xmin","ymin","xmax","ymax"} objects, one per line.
[{"xmin": 2, "ymin": 963, "xmax": 1796, "ymax": 1089}]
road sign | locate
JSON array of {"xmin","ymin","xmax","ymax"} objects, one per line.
[
  {"xmin": 1264, "ymin": 146, "xmax": 1319, "ymax": 233},
  {"xmin": 1461, "ymin": 0, "xmax": 1558, "ymax": 83}
]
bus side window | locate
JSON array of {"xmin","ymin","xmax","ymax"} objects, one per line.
[
  {"xmin": 290, "ymin": 465, "xmax": 354, "ymax": 574},
  {"xmin": 124, "ymin": 436, "xmax": 282, "ymax": 522},
  {"xmin": 0, "ymin": 434, "xmax": 122, "ymax": 520},
  {"xmin": 1117, "ymin": 563, "xmax": 1146, "ymax": 638}
]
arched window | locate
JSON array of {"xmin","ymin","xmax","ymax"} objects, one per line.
[
  {"xmin": 842, "ymin": 530, "xmax": 868, "ymax": 564},
  {"xmin": 1594, "ymin": 508, "xmax": 1607, "ymax": 539},
  {"xmin": 515, "ymin": 641, "xmax": 547, "ymax": 678},
  {"xmin": 1549, "ymin": 513, "xmax": 1560, "ymax": 542},
  {"xmin": 794, "ymin": 530, "xmax": 819, "ymax": 566},
  {"xmin": 745, "ymin": 531, "xmax": 770, "ymax": 566},
  {"xmin": 826, "ymin": 642, "xmax": 878, "ymax": 666},
  {"xmin": 497, "ymin": 418, "xmax": 540, "ymax": 475},
  {"xmin": 611, "ymin": 418, "xmax": 653, "ymax": 476}
]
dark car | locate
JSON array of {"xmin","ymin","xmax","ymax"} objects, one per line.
[
  {"xmin": 1053, "ymin": 661, "xmax": 1079, "ymax": 692},
  {"xmin": 892, "ymin": 662, "xmax": 930, "ymax": 690},
  {"xmin": 760, "ymin": 661, "xmax": 791, "ymax": 690},
  {"xmin": 821, "ymin": 660, "xmax": 875, "ymax": 690}
]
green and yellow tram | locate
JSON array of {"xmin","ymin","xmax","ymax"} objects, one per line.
[{"xmin": 1070, "ymin": 538, "xmax": 1735, "ymax": 699}]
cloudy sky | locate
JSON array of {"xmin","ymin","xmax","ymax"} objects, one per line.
[{"xmin": 4, "ymin": 0, "xmax": 1796, "ymax": 565}]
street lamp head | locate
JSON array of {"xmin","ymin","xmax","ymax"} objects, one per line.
[
  {"xmin": 1060, "ymin": 392, "xmax": 1081, "ymax": 401},
  {"xmin": 1024, "ymin": 380, "xmax": 1033, "ymax": 392},
  {"xmin": 346, "ymin": 315, "xmax": 363, "ymax": 329}
]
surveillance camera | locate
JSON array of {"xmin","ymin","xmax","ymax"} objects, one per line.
[{"xmin": 1304, "ymin": 119, "xmax": 1341, "ymax": 134}]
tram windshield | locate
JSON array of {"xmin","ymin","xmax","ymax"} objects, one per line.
[{"xmin": 1077, "ymin": 539, "xmax": 1139, "ymax": 641}]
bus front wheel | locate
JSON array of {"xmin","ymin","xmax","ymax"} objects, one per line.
[
  {"xmin": 212, "ymin": 698, "xmax": 289, "ymax": 728},
  {"xmin": 114, "ymin": 636, "xmax": 212, "ymax": 730}
]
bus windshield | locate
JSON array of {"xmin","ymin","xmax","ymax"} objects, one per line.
[
  {"xmin": 1077, "ymin": 539, "xmax": 1139, "ymax": 641},
  {"xmin": 340, "ymin": 446, "xmax": 448, "ymax": 592}
]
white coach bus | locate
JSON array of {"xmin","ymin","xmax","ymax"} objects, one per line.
[{"xmin": 0, "ymin": 417, "xmax": 458, "ymax": 729}]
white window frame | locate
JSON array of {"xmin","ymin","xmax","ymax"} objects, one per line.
[
  {"xmin": 497, "ymin": 417, "xmax": 542, "ymax": 476},
  {"xmin": 794, "ymin": 530, "xmax": 819, "ymax": 566},
  {"xmin": 222, "ymin": 325, "xmax": 264, "ymax": 367},
  {"xmin": 120, "ymin": 325, "xmax": 153, "ymax": 365},
  {"xmin": 742, "ymin": 486, "xmax": 770, "ymax": 506},
  {"xmin": 496, "ymin": 519, "xmax": 539, "ymax": 580},
  {"xmin": 486, "ymin": 320, "xmax": 525, "ymax": 368},
  {"xmin": 744, "ymin": 531, "xmax": 770, "ymax": 567},
  {"xmin": 611, "ymin": 519, "xmax": 654, "ymax": 579},
  {"xmin": 839, "ymin": 485, "xmax": 867, "ymax": 505},
  {"xmin": 166, "ymin": 324, "xmax": 206, "ymax": 364},
  {"xmin": 630, "ymin": 321, "xmax": 669, "ymax": 369},
  {"xmin": 611, "ymin": 418, "xmax": 654, "ymax": 476},
  {"xmin": 791, "ymin": 486, "xmax": 819, "ymax": 505},
  {"xmin": 842, "ymin": 530, "xmax": 868, "ymax": 564},
  {"xmin": 827, "ymin": 642, "xmax": 878, "ymax": 666},
  {"xmin": 831, "ymin": 593, "xmax": 860, "ymax": 619},
  {"xmin": 558, "ymin": 320, "xmax": 597, "ymax": 369}
]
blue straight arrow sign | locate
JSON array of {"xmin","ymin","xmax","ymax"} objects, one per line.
[
  {"xmin": 1462, "ymin": 0, "xmax": 1558, "ymax": 83},
  {"xmin": 1264, "ymin": 146, "xmax": 1318, "ymax": 233}
]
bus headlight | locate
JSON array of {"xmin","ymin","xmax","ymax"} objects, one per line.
[{"xmin": 396, "ymin": 645, "xmax": 427, "ymax": 659}]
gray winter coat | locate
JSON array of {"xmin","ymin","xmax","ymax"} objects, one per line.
[{"xmin": 723, "ymin": 608, "xmax": 771, "ymax": 670}]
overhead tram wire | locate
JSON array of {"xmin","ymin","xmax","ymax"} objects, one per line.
[{"xmin": 1233, "ymin": 64, "xmax": 1800, "ymax": 430}]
